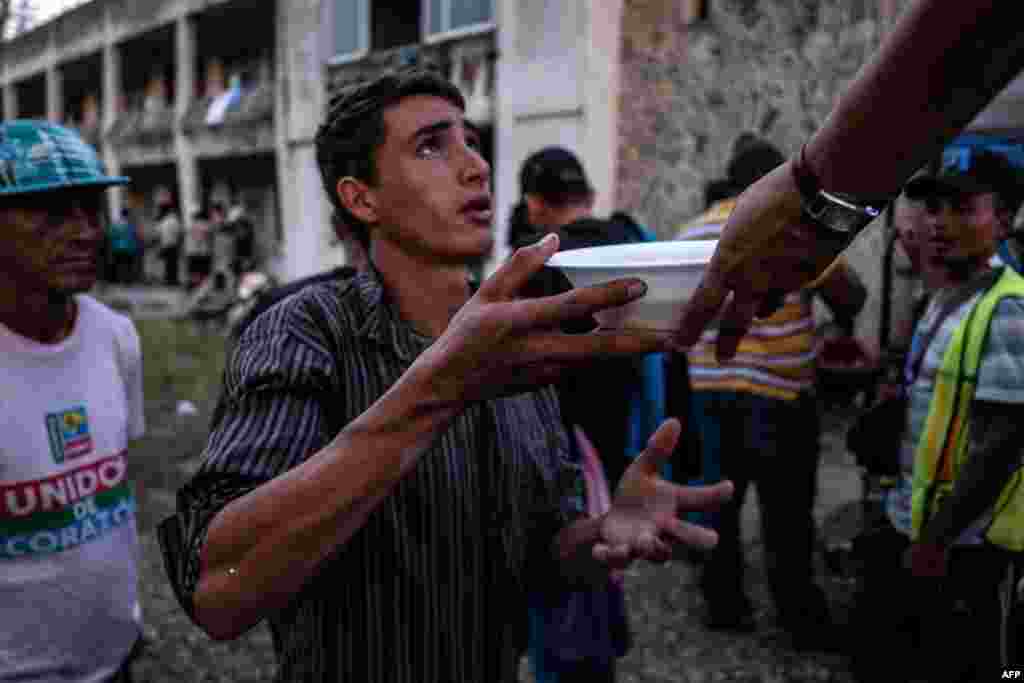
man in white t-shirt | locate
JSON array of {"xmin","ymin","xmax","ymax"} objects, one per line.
[{"xmin": 0, "ymin": 121, "xmax": 145, "ymax": 682}]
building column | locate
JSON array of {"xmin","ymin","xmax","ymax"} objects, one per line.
[
  {"xmin": 174, "ymin": 15, "xmax": 200, "ymax": 230},
  {"xmin": 2, "ymin": 84, "xmax": 16, "ymax": 120},
  {"xmin": 273, "ymin": 0, "xmax": 334, "ymax": 282},
  {"xmin": 488, "ymin": 0, "xmax": 625, "ymax": 275},
  {"xmin": 581, "ymin": 0, "xmax": 623, "ymax": 217},
  {"xmin": 102, "ymin": 11, "xmax": 124, "ymax": 220},
  {"xmin": 46, "ymin": 46, "xmax": 63, "ymax": 124},
  {"xmin": 272, "ymin": 0, "xmax": 291, "ymax": 277}
]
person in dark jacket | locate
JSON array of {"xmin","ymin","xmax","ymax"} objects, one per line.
[
  {"xmin": 511, "ymin": 147, "xmax": 683, "ymax": 683},
  {"xmin": 509, "ymin": 147, "xmax": 661, "ymax": 489}
]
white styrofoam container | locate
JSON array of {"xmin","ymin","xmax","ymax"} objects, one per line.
[{"xmin": 546, "ymin": 240, "xmax": 717, "ymax": 331}]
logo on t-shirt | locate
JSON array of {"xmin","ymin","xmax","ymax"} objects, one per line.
[
  {"xmin": 45, "ymin": 406, "xmax": 94, "ymax": 464},
  {"xmin": 1, "ymin": 451, "xmax": 135, "ymax": 559}
]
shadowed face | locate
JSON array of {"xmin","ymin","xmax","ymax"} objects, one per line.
[
  {"xmin": 0, "ymin": 187, "xmax": 108, "ymax": 295},
  {"xmin": 920, "ymin": 191, "xmax": 1003, "ymax": 269}
]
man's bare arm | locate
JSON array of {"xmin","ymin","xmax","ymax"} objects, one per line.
[
  {"xmin": 919, "ymin": 400, "xmax": 1022, "ymax": 547},
  {"xmin": 808, "ymin": 0, "xmax": 1024, "ymax": 198},
  {"xmin": 193, "ymin": 365, "xmax": 463, "ymax": 640},
  {"xmin": 677, "ymin": 1, "xmax": 1024, "ymax": 356},
  {"xmin": 814, "ymin": 260, "xmax": 868, "ymax": 335},
  {"xmin": 189, "ymin": 236, "xmax": 666, "ymax": 640}
]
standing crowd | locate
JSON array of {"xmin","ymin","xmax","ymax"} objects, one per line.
[
  {"xmin": 3, "ymin": 0, "xmax": 1024, "ymax": 681},
  {"xmin": 101, "ymin": 191, "xmax": 257, "ymax": 293}
]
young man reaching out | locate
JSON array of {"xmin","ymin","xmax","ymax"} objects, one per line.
[{"xmin": 159, "ymin": 68, "xmax": 731, "ymax": 682}]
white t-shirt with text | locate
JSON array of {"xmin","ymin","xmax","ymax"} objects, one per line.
[{"xmin": 0, "ymin": 295, "xmax": 145, "ymax": 681}]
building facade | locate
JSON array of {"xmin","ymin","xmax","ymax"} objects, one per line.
[
  {"xmin": 6, "ymin": 0, "xmax": 1022, "ymax": 350},
  {"xmin": 2, "ymin": 0, "xmax": 335, "ymax": 282},
  {"xmin": 0, "ymin": 0, "xmax": 622, "ymax": 283}
]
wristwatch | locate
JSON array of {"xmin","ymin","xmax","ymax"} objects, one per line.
[{"xmin": 792, "ymin": 145, "xmax": 891, "ymax": 247}]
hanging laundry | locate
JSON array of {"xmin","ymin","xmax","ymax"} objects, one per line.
[{"xmin": 206, "ymin": 74, "xmax": 243, "ymax": 126}]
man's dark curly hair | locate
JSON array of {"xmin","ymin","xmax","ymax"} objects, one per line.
[{"xmin": 315, "ymin": 67, "xmax": 465, "ymax": 249}]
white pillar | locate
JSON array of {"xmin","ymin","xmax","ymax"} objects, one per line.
[
  {"xmin": 581, "ymin": 0, "xmax": 624, "ymax": 218},
  {"xmin": 488, "ymin": 0, "xmax": 624, "ymax": 275},
  {"xmin": 102, "ymin": 11, "xmax": 123, "ymax": 220},
  {"xmin": 2, "ymin": 84, "xmax": 16, "ymax": 120},
  {"xmin": 273, "ymin": 0, "xmax": 333, "ymax": 282},
  {"xmin": 272, "ymin": 0, "xmax": 291, "ymax": 278},
  {"xmin": 46, "ymin": 37, "xmax": 63, "ymax": 124},
  {"xmin": 174, "ymin": 15, "xmax": 200, "ymax": 227}
]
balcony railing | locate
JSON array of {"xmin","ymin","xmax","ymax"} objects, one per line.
[
  {"xmin": 181, "ymin": 80, "xmax": 274, "ymax": 134},
  {"xmin": 107, "ymin": 98, "xmax": 175, "ymax": 146}
]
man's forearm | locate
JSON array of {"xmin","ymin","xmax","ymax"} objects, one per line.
[
  {"xmin": 920, "ymin": 401, "xmax": 1022, "ymax": 546},
  {"xmin": 818, "ymin": 262, "xmax": 867, "ymax": 330},
  {"xmin": 808, "ymin": 0, "xmax": 1024, "ymax": 197},
  {"xmin": 193, "ymin": 364, "xmax": 464, "ymax": 640}
]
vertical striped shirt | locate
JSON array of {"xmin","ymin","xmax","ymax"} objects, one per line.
[
  {"xmin": 677, "ymin": 199, "xmax": 820, "ymax": 401},
  {"xmin": 157, "ymin": 267, "xmax": 582, "ymax": 682}
]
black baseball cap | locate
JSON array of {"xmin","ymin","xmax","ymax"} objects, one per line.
[
  {"xmin": 904, "ymin": 150, "xmax": 1022, "ymax": 202},
  {"xmin": 519, "ymin": 147, "xmax": 594, "ymax": 199}
]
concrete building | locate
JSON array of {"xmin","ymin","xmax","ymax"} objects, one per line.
[
  {"xmin": 5, "ymin": 0, "xmax": 1023, "ymax": 349},
  {"xmin": 1, "ymin": 0, "xmax": 331, "ymax": 282}
]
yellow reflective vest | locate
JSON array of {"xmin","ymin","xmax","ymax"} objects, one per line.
[{"xmin": 911, "ymin": 267, "xmax": 1024, "ymax": 551}]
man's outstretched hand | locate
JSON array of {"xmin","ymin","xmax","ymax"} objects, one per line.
[
  {"xmin": 593, "ymin": 418, "xmax": 734, "ymax": 568},
  {"xmin": 419, "ymin": 233, "xmax": 672, "ymax": 405},
  {"xmin": 673, "ymin": 162, "xmax": 845, "ymax": 360}
]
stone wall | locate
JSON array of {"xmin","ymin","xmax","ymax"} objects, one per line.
[
  {"xmin": 616, "ymin": 0, "xmax": 915, "ymax": 351},
  {"xmin": 617, "ymin": 0, "xmax": 912, "ymax": 236}
]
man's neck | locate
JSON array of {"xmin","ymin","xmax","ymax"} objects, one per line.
[
  {"xmin": 0, "ymin": 284, "xmax": 78, "ymax": 344},
  {"xmin": 371, "ymin": 246, "xmax": 473, "ymax": 338}
]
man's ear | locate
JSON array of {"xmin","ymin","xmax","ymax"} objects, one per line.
[{"xmin": 337, "ymin": 177, "xmax": 378, "ymax": 225}]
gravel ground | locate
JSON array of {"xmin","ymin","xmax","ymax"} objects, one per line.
[{"xmin": 128, "ymin": 383, "xmax": 864, "ymax": 682}]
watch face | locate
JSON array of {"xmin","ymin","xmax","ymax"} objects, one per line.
[
  {"xmin": 817, "ymin": 204, "xmax": 863, "ymax": 234},
  {"xmin": 807, "ymin": 194, "xmax": 878, "ymax": 235}
]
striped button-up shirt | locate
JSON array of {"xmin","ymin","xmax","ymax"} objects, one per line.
[{"xmin": 157, "ymin": 267, "xmax": 582, "ymax": 682}]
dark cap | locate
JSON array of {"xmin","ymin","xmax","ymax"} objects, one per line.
[
  {"xmin": 904, "ymin": 150, "xmax": 1022, "ymax": 202},
  {"xmin": 519, "ymin": 147, "xmax": 593, "ymax": 199}
]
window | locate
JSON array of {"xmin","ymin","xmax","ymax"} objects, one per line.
[
  {"xmin": 372, "ymin": 2, "xmax": 421, "ymax": 52},
  {"xmin": 330, "ymin": 0, "xmax": 370, "ymax": 64},
  {"xmin": 424, "ymin": 0, "xmax": 494, "ymax": 42}
]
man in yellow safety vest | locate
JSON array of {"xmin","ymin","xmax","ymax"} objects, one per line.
[{"xmin": 853, "ymin": 149, "xmax": 1024, "ymax": 682}]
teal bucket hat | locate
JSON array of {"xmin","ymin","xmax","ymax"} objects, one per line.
[{"xmin": 0, "ymin": 120, "xmax": 129, "ymax": 196}]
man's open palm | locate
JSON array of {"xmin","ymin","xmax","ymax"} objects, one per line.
[{"xmin": 594, "ymin": 419, "xmax": 734, "ymax": 568}]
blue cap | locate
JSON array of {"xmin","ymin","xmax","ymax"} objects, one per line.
[{"xmin": 0, "ymin": 120, "xmax": 129, "ymax": 196}]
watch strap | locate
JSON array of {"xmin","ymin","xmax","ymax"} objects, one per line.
[
  {"xmin": 792, "ymin": 144, "xmax": 821, "ymax": 204},
  {"xmin": 793, "ymin": 143, "xmax": 896, "ymax": 209}
]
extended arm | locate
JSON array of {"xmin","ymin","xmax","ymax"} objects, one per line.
[
  {"xmin": 677, "ymin": 0, "xmax": 1024, "ymax": 357},
  {"xmin": 807, "ymin": 0, "xmax": 1024, "ymax": 197},
  {"xmin": 815, "ymin": 260, "xmax": 868, "ymax": 336},
  {"xmin": 187, "ymin": 236, "xmax": 666, "ymax": 640},
  {"xmin": 193, "ymin": 364, "xmax": 463, "ymax": 641}
]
